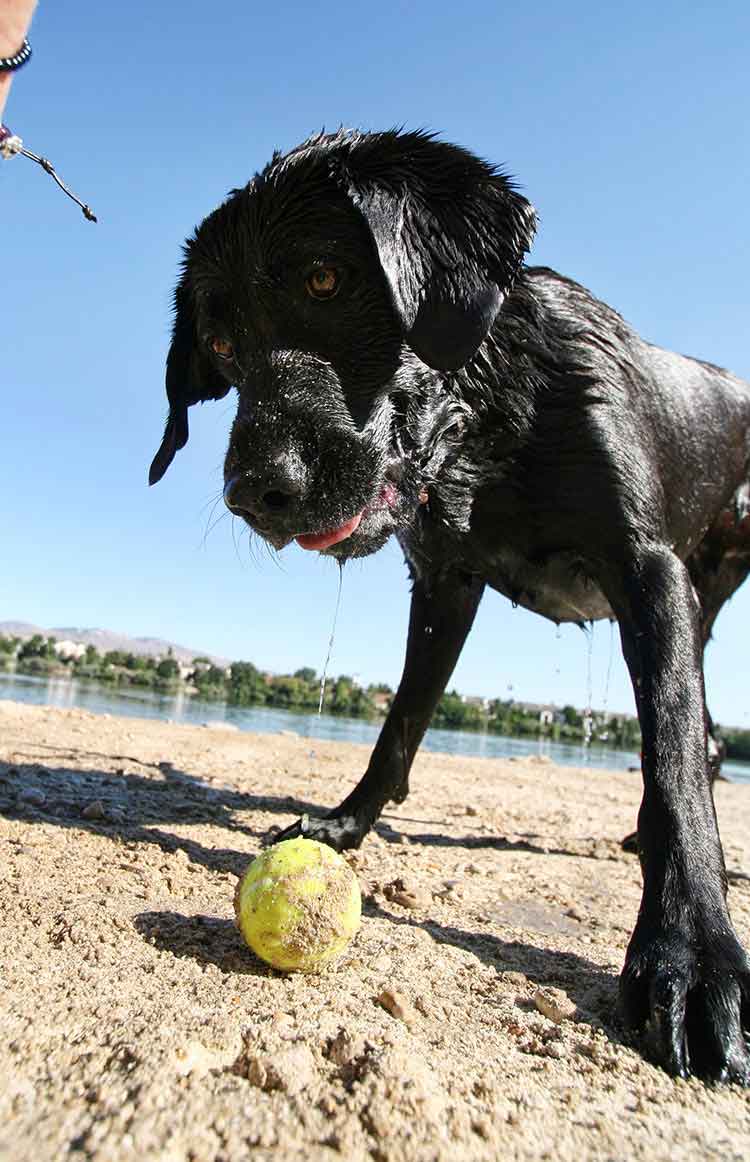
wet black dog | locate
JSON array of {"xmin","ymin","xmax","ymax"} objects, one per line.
[{"xmin": 151, "ymin": 129, "xmax": 750, "ymax": 1082}]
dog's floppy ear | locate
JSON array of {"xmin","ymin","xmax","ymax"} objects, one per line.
[
  {"xmin": 341, "ymin": 131, "xmax": 537, "ymax": 371},
  {"xmin": 149, "ymin": 276, "xmax": 231, "ymax": 485}
]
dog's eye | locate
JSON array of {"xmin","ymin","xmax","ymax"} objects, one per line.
[
  {"xmin": 209, "ymin": 336, "xmax": 234, "ymax": 360},
  {"xmin": 305, "ymin": 266, "xmax": 340, "ymax": 300}
]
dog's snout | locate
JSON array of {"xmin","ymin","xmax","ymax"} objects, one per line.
[{"xmin": 224, "ymin": 453, "xmax": 307, "ymax": 520}]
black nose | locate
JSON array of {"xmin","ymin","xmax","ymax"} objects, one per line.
[{"xmin": 224, "ymin": 453, "xmax": 307, "ymax": 519}]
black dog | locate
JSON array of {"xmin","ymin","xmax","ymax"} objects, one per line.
[{"xmin": 151, "ymin": 129, "xmax": 750, "ymax": 1082}]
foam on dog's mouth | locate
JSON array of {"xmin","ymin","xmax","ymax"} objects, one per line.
[{"xmin": 295, "ymin": 483, "xmax": 398, "ymax": 552}]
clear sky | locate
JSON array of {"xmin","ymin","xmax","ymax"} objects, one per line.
[{"xmin": 2, "ymin": 1, "xmax": 748, "ymax": 728}]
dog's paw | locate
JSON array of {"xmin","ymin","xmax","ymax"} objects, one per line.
[
  {"xmin": 620, "ymin": 829, "xmax": 639, "ymax": 854},
  {"xmin": 620, "ymin": 923, "xmax": 750, "ymax": 1083},
  {"xmin": 268, "ymin": 811, "xmax": 366, "ymax": 852}
]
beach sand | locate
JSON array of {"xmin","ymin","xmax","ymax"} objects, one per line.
[{"xmin": 1, "ymin": 699, "xmax": 749, "ymax": 1161}]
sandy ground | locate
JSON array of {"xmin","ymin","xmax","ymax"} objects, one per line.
[{"xmin": 1, "ymin": 700, "xmax": 749, "ymax": 1162}]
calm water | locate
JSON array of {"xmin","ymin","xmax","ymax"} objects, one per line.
[{"xmin": 2, "ymin": 671, "xmax": 749, "ymax": 784}]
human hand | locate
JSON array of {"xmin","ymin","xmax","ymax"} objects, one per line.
[{"xmin": 0, "ymin": 0, "xmax": 38, "ymax": 121}]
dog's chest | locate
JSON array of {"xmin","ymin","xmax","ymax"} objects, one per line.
[
  {"xmin": 482, "ymin": 544, "xmax": 613, "ymax": 624},
  {"xmin": 407, "ymin": 481, "xmax": 615, "ymax": 624},
  {"xmin": 403, "ymin": 514, "xmax": 613, "ymax": 624}
]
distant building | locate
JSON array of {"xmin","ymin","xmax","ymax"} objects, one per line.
[
  {"xmin": 463, "ymin": 695, "xmax": 489, "ymax": 711},
  {"xmin": 511, "ymin": 700, "xmax": 562, "ymax": 725},
  {"xmin": 53, "ymin": 639, "xmax": 86, "ymax": 661}
]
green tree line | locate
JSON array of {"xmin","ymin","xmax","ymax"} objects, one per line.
[
  {"xmin": 0, "ymin": 631, "xmax": 649, "ymax": 748},
  {"xmin": 0, "ymin": 633, "xmax": 383, "ymax": 718}
]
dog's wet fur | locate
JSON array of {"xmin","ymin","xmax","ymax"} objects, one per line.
[{"xmin": 152, "ymin": 129, "xmax": 750, "ymax": 1082}]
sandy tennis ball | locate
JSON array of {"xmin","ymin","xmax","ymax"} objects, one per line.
[{"xmin": 234, "ymin": 837, "xmax": 361, "ymax": 972}]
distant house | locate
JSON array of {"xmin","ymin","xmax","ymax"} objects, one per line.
[
  {"xmin": 463, "ymin": 695, "xmax": 489, "ymax": 711},
  {"xmin": 512, "ymin": 700, "xmax": 560, "ymax": 726},
  {"xmin": 53, "ymin": 639, "xmax": 86, "ymax": 661}
]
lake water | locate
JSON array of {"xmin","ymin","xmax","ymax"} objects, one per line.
[{"xmin": 2, "ymin": 672, "xmax": 749, "ymax": 784}]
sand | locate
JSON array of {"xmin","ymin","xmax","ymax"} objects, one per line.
[{"xmin": 1, "ymin": 699, "xmax": 749, "ymax": 1161}]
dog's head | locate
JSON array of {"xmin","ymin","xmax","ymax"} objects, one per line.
[{"xmin": 150, "ymin": 129, "xmax": 536, "ymax": 559}]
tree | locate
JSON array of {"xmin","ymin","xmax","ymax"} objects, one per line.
[
  {"xmin": 228, "ymin": 661, "xmax": 267, "ymax": 705},
  {"xmin": 433, "ymin": 690, "xmax": 484, "ymax": 731},
  {"xmin": 156, "ymin": 656, "xmax": 180, "ymax": 681},
  {"xmin": 268, "ymin": 675, "xmax": 308, "ymax": 707},
  {"xmin": 18, "ymin": 634, "xmax": 56, "ymax": 661}
]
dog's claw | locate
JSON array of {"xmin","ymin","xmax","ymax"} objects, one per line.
[
  {"xmin": 269, "ymin": 813, "xmax": 309, "ymax": 845},
  {"xmin": 620, "ymin": 925, "xmax": 750, "ymax": 1084},
  {"xmin": 621, "ymin": 829, "xmax": 639, "ymax": 854},
  {"xmin": 270, "ymin": 810, "xmax": 367, "ymax": 852}
]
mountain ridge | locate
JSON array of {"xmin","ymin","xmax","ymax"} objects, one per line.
[{"xmin": 0, "ymin": 621, "xmax": 229, "ymax": 668}]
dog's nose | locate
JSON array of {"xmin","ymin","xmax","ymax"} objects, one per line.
[{"xmin": 224, "ymin": 454, "xmax": 307, "ymax": 519}]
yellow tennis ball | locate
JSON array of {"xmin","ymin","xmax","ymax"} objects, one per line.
[{"xmin": 234, "ymin": 837, "xmax": 361, "ymax": 972}]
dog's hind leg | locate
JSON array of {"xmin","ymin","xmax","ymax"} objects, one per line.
[
  {"xmin": 687, "ymin": 519, "xmax": 750, "ymax": 784},
  {"xmin": 273, "ymin": 569, "xmax": 485, "ymax": 850},
  {"xmin": 621, "ymin": 499, "xmax": 750, "ymax": 852},
  {"xmin": 608, "ymin": 544, "xmax": 750, "ymax": 1082}
]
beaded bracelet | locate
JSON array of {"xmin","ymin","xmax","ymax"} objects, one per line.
[{"xmin": 0, "ymin": 38, "xmax": 32, "ymax": 73}]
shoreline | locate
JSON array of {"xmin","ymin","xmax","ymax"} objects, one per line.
[
  {"xmin": 1, "ymin": 701, "xmax": 749, "ymax": 1161},
  {"xmin": 0, "ymin": 673, "xmax": 653, "ymax": 780}
]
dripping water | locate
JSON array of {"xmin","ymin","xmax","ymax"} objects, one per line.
[
  {"xmin": 602, "ymin": 619, "xmax": 615, "ymax": 715},
  {"xmin": 318, "ymin": 564, "xmax": 345, "ymax": 714},
  {"xmin": 582, "ymin": 621, "xmax": 594, "ymax": 751}
]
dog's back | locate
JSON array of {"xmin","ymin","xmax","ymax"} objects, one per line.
[{"xmin": 517, "ymin": 266, "xmax": 750, "ymax": 558}]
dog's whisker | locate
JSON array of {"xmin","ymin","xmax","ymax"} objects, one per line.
[
  {"xmin": 262, "ymin": 539, "xmax": 286, "ymax": 571},
  {"xmin": 199, "ymin": 488, "xmax": 225, "ymax": 516},
  {"xmin": 200, "ymin": 493, "xmax": 229, "ymax": 549},
  {"xmin": 201, "ymin": 509, "xmax": 230, "ymax": 549},
  {"xmin": 230, "ymin": 515, "xmax": 246, "ymax": 569}
]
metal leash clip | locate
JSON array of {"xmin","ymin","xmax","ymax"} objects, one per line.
[{"xmin": 0, "ymin": 123, "xmax": 97, "ymax": 222}]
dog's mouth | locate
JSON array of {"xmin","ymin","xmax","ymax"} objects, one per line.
[{"xmin": 295, "ymin": 482, "xmax": 400, "ymax": 553}]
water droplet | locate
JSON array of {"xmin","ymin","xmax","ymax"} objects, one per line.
[{"xmin": 318, "ymin": 568, "xmax": 345, "ymax": 715}]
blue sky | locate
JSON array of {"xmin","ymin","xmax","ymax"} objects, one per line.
[{"xmin": 2, "ymin": 0, "xmax": 748, "ymax": 727}]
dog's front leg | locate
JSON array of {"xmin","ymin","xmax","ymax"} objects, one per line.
[
  {"xmin": 610, "ymin": 545, "xmax": 750, "ymax": 1082},
  {"xmin": 274, "ymin": 568, "xmax": 485, "ymax": 851}
]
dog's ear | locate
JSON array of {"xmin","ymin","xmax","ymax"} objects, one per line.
[
  {"xmin": 341, "ymin": 132, "xmax": 537, "ymax": 371},
  {"xmin": 149, "ymin": 276, "xmax": 231, "ymax": 484}
]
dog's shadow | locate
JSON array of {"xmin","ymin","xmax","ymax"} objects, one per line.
[
  {"xmin": 2, "ymin": 748, "xmax": 628, "ymax": 1040},
  {"xmin": 0, "ymin": 751, "xmax": 320, "ymax": 876},
  {"xmin": 0, "ymin": 747, "xmax": 621, "ymax": 875},
  {"xmin": 134, "ymin": 899, "xmax": 621, "ymax": 1038}
]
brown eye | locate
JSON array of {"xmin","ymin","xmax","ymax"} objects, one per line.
[
  {"xmin": 305, "ymin": 266, "xmax": 339, "ymax": 300},
  {"xmin": 209, "ymin": 336, "xmax": 234, "ymax": 359}
]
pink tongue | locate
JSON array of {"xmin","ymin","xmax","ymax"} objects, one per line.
[{"xmin": 296, "ymin": 511, "xmax": 363, "ymax": 551}]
